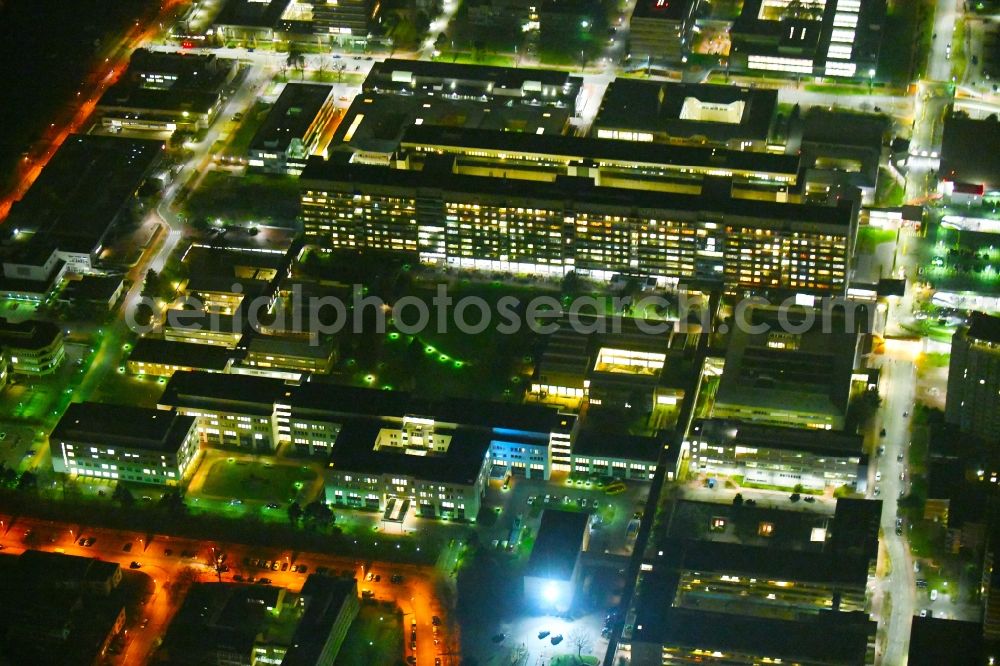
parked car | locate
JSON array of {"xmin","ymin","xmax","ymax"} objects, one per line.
[
  {"xmin": 129, "ymin": 561, "xmax": 142, "ymax": 569},
  {"xmin": 122, "ymin": 543, "xmax": 133, "ymax": 552},
  {"xmin": 550, "ymin": 634, "xmax": 564, "ymax": 645},
  {"xmin": 538, "ymin": 630, "xmax": 550, "ymax": 639}
]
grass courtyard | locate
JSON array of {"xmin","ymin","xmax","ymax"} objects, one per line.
[
  {"xmin": 199, "ymin": 458, "xmax": 318, "ymax": 504},
  {"xmin": 334, "ymin": 604, "xmax": 404, "ymax": 666}
]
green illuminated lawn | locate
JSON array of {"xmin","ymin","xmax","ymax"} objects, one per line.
[
  {"xmin": 200, "ymin": 459, "xmax": 318, "ymax": 504},
  {"xmin": 334, "ymin": 605, "xmax": 404, "ymax": 666}
]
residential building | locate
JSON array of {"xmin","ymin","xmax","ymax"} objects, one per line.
[
  {"xmin": 0, "ymin": 317, "xmax": 66, "ymax": 375},
  {"xmin": 50, "ymin": 402, "xmax": 201, "ymax": 486},
  {"xmin": 592, "ymin": 79, "xmax": 778, "ymax": 151},
  {"xmin": 687, "ymin": 418, "xmax": 868, "ymax": 491},
  {"xmin": 712, "ymin": 304, "xmax": 866, "ymax": 430},
  {"xmin": 248, "ymin": 83, "xmax": 336, "ymax": 175},
  {"xmin": 300, "ymin": 153, "xmax": 856, "ymax": 294},
  {"xmin": 629, "ymin": 0, "xmax": 699, "ymax": 62},
  {"xmin": 523, "ymin": 510, "xmax": 591, "ymax": 611},
  {"xmin": 98, "ymin": 48, "xmax": 235, "ymax": 133},
  {"xmin": 947, "ymin": 312, "xmax": 1000, "ymax": 445},
  {"xmin": 729, "ymin": 0, "xmax": 886, "ymax": 78}
]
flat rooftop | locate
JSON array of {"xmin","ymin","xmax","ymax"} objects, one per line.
[
  {"xmin": 52, "ymin": 402, "xmax": 195, "ymax": 453},
  {"xmin": 715, "ymin": 305, "xmax": 862, "ymax": 418},
  {"xmin": 246, "ymin": 333, "xmax": 335, "ymax": 360},
  {"xmin": 59, "ymin": 275, "xmax": 124, "ymax": 303},
  {"xmin": 572, "ymin": 428, "xmax": 662, "ymax": 463},
  {"xmin": 330, "ymin": 419, "xmax": 492, "ymax": 486},
  {"xmin": 594, "ymin": 79, "xmax": 777, "ymax": 142},
  {"xmin": 966, "ymin": 310, "xmax": 1000, "ymax": 345},
  {"xmin": 0, "ymin": 317, "xmax": 62, "ymax": 350},
  {"xmin": 941, "ymin": 113, "xmax": 1000, "ymax": 191},
  {"xmin": 694, "ymin": 418, "xmax": 865, "ymax": 458},
  {"xmin": 4, "ymin": 135, "xmax": 163, "ymax": 254},
  {"xmin": 301, "ymin": 154, "xmax": 855, "ymax": 229},
  {"xmin": 400, "ymin": 124, "xmax": 801, "ymax": 175},
  {"xmin": 282, "ymin": 576, "xmax": 357, "ymax": 666},
  {"xmin": 128, "ymin": 337, "xmax": 233, "ymax": 371},
  {"xmin": 250, "ymin": 82, "xmax": 333, "ymax": 154},
  {"xmin": 366, "ymin": 58, "xmax": 581, "ymax": 95},
  {"xmin": 333, "ymin": 91, "xmax": 571, "ymax": 155},
  {"xmin": 631, "ymin": 0, "xmax": 694, "ymax": 20},
  {"xmin": 214, "ymin": 0, "xmax": 291, "ymax": 28},
  {"xmin": 525, "ymin": 509, "xmax": 590, "ymax": 581}
]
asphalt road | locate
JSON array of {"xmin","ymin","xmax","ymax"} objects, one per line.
[{"xmin": 0, "ymin": 514, "xmax": 456, "ymax": 665}]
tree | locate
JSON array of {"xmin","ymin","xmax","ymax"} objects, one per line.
[
  {"xmin": 141, "ymin": 269, "xmax": 160, "ymax": 298},
  {"xmin": 560, "ymin": 270, "xmax": 583, "ymax": 297},
  {"xmin": 112, "ymin": 483, "xmax": 135, "ymax": 508},
  {"xmin": 159, "ymin": 488, "xmax": 187, "ymax": 515},
  {"xmin": 286, "ymin": 44, "xmax": 306, "ymax": 80},
  {"xmin": 287, "ymin": 501, "xmax": 303, "ymax": 526},
  {"xmin": 304, "ymin": 500, "xmax": 334, "ymax": 529},
  {"xmin": 568, "ymin": 629, "xmax": 593, "ymax": 663},
  {"xmin": 732, "ymin": 492, "xmax": 744, "ymax": 507},
  {"xmin": 15, "ymin": 471, "xmax": 37, "ymax": 492}
]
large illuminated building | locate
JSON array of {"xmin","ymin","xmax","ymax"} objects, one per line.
[
  {"xmin": 686, "ymin": 418, "xmax": 868, "ymax": 492},
  {"xmin": 711, "ymin": 304, "xmax": 867, "ymax": 430},
  {"xmin": 523, "ymin": 510, "xmax": 591, "ymax": 611},
  {"xmin": 620, "ymin": 498, "xmax": 881, "ymax": 664},
  {"xmin": 946, "ymin": 312, "xmax": 1000, "ymax": 445},
  {"xmin": 248, "ymin": 83, "xmax": 337, "ymax": 175},
  {"xmin": 729, "ymin": 0, "xmax": 886, "ymax": 78},
  {"xmin": 300, "ymin": 153, "xmax": 855, "ymax": 295},
  {"xmin": 628, "ymin": 0, "xmax": 699, "ymax": 63},
  {"xmin": 50, "ymin": 402, "xmax": 201, "ymax": 486}
]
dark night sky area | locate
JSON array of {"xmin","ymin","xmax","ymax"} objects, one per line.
[{"xmin": 0, "ymin": 0, "xmax": 155, "ymax": 194}]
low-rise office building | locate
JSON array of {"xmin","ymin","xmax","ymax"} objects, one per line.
[
  {"xmin": 126, "ymin": 338, "xmax": 234, "ymax": 377},
  {"xmin": 248, "ymin": 83, "xmax": 336, "ymax": 175},
  {"xmin": 280, "ymin": 0, "xmax": 380, "ymax": 42},
  {"xmin": 592, "ymin": 79, "xmax": 778, "ymax": 151},
  {"xmin": 687, "ymin": 418, "xmax": 868, "ymax": 491},
  {"xmin": 712, "ymin": 305, "xmax": 866, "ymax": 430},
  {"xmin": 3, "ymin": 135, "xmax": 164, "ymax": 274},
  {"xmin": 282, "ymin": 576, "xmax": 360, "ymax": 666},
  {"xmin": 50, "ymin": 402, "xmax": 200, "ymax": 486},
  {"xmin": 0, "ymin": 317, "xmax": 66, "ymax": 375},
  {"xmin": 213, "ymin": 0, "xmax": 292, "ymax": 42},
  {"xmin": 57, "ymin": 275, "xmax": 126, "ymax": 311},
  {"xmin": 163, "ymin": 309, "xmax": 246, "ymax": 348},
  {"xmin": 240, "ymin": 333, "xmax": 336, "ymax": 374},
  {"xmin": 300, "ymin": 154, "xmax": 855, "ymax": 294},
  {"xmin": 0, "ymin": 242, "xmax": 69, "ymax": 302},
  {"xmin": 940, "ymin": 111, "xmax": 1000, "ymax": 196}
]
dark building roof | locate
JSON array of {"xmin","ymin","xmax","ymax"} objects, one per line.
[
  {"xmin": 0, "ymin": 317, "xmax": 62, "ymax": 350},
  {"xmin": 128, "ymin": 338, "xmax": 233, "ymax": 371},
  {"xmin": 693, "ymin": 418, "xmax": 865, "ymax": 458},
  {"xmin": 940, "ymin": 113, "xmax": 1000, "ymax": 192},
  {"xmin": 594, "ymin": 79, "xmax": 777, "ymax": 142},
  {"xmin": 16, "ymin": 550, "xmax": 120, "ymax": 590},
  {"xmin": 715, "ymin": 305, "xmax": 862, "ymax": 419},
  {"xmin": 160, "ymin": 370, "xmax": 290, "ymax": 416},
  {"xmin": 631, "ymin": 0, "xmax": 694, "ymax": 20},
  {"xmin": 249, "ymin": 83, "xmax": 333, "ymax": 154},
  {"xmin": 401, "ymin": 124, "xmax": 801, "ymax": 175},
  {"xmin": 52, "ymin": 402, "xmax": 195, "ymax": 453},
  {"xmin": 632, "ymin": 602, "xmax": 874, "ymax": 664},
  {"xmin": 214, "ymin": 0, "xmax": 291, "ymax": 28},
  {"xmin": 525, "ymin": 510, "xmax": 589, "ymax": 581},
  {"xmin": 367, "ymin": 58, "xmax": 581, "ymax": 94},
  {"xmin": 329, "ymin": 419, "xmax": 492, "ymax": 485},
  {"xmin": 572, "ymin": 428, "xmax": 662, "ymax": 462},
  {"xmin": 59, "ymin": 275, "xmax": 124, "ymax": 304},
  {"xmin": 300, "ymin": 154, "xmax": 855, "ymax": 229},
  {"xmin": 282, "ymin": 576, "xmax": 357, "ymax": 666},
  {"xmin": 908, "ymin": 616, "xmax": 985, "ymax": 666},
  {"xmin": 4, "ymin": 135, "xmax": 163, "ymax": 256},
  {"xmin": 967, "ymin": 311, "xmax": 1000, "ymax": 345}
]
